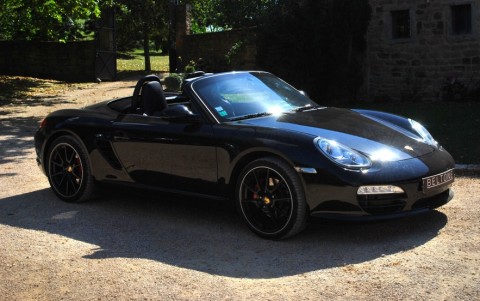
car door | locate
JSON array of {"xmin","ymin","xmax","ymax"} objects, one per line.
[{"xmin": 110, "ymin": 113, "xmax": 218, "ymax": 196}]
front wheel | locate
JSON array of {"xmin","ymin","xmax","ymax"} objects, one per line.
[
  {"xmin": 235, "ymin": 157, "xmax": 308, "ymax": 240},
  {"xmin": 46, "ymin": 135, "xmax": 96, "ymax": 203}
]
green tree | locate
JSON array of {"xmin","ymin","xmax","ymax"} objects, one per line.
[
  {"xmin": 0, "ymin": 0, "xmax": 100, "ymax": 42},
  {"xmin": 116, "ymin": 0, "xmax": 168, "ymax": 71},
  {"xmin": 184, "ymin": 0, "xmax": 275, "ymax": 33}
]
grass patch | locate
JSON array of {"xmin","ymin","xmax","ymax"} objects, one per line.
[
  {"xmin": 117, "ymin": 49, "xmax": 169, "ymax": 78},
  {"xmin": 349, "ymin": 102, "xmax": 480, "ymax": 164}
]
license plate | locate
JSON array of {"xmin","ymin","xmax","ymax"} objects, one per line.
[{"xmin": 422, "ymin": 169, "xmax": 455, "ymax": 192}]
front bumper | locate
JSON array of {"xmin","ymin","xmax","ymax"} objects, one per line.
[
  {"xmin": 309, "ymin": 188, "xmax": 454, "ymax": 221},
  {"xmin": 302, "ymin": 149, "xmax": 455, "ymax": 220}
]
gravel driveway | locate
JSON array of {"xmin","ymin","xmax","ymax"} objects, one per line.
[{"xmin": 0, "ymin": 79, "xmax": 479, "ymax": 300}]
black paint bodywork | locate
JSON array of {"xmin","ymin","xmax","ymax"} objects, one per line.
[{"xmin": 35, "ymin": 72, "xmax": 455, "ymax": 219}]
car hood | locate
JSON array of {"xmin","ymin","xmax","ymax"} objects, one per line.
[{"xmin": 231, "ymin": 107, "xmax": 435, "ymax": 161}]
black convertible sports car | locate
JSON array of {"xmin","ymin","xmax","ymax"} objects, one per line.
[{"xmin": 35, "ymin": 71, "xmax": 455, "ymax": 239}]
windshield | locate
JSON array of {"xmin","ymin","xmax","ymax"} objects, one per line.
[{"xmin": 191, "ymin": 72, "xmax": 317, "ymax": 121}]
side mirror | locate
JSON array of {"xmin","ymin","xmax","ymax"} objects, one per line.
[{"xmin": 162, "ymin": 105, "xmax": 201, "ymax": 123}]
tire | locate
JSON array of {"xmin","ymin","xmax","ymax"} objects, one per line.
[
  {"xmin": 235, "ymin": 157, "xmax": 308, "ymax": 239},
  {"xmin": 46, "ymin": 135, "xmax": 96, "ymax": 203}
]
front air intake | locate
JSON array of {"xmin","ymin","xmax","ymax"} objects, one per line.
[{"xmin": 357, "ymin": 194, "xmax": 407, "ymax": 214}]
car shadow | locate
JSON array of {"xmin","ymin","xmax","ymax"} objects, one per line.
[{"xmin": 0, "ymin": 187, "xmax": 448, "ymax": 279}]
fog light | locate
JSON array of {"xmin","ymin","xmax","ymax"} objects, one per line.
[{"xmin": 357, "ymin": 185, "xmax": 404, "ymax": 195}]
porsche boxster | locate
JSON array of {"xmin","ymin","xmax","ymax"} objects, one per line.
[{"xmin": 35, "ymin": 71, "xmax": 455, "ymax": 239}]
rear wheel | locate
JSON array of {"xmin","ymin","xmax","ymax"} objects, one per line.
[
  {"xmin": 47, "ymin": 136, "xmax": 95, "ymax": 203},
  {"xmin": 235, "ymin": 157, "xmax": 308, "ymax": 239}
]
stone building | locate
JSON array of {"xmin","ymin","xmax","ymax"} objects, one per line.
[
  {"xmin": 366, "ymin": 0, "xmax": 480, "ymax": 102},
  {"xmin": 173, "ymin": 2, "xmax": 479, "ymax": 101}
]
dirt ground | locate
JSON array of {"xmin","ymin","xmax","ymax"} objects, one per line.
[{"xmin": 0, "ymin": 78, "xmax": 479, "ymax": 301}]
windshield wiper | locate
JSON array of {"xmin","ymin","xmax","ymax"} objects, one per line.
[{"xmin": 229, "ymin": 112, "xmax": 272, "ymax": 121}]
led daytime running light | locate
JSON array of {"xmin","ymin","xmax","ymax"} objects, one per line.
[{"xmin": 357, "ymin": 185, "xmax": 405, "ymax": 195}]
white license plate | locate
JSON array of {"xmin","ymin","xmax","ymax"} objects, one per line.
[{"xmin": 422, "ymin": 169, "xmax": 455, "ymax": 192}]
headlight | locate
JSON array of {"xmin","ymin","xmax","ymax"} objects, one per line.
[
  {"xmin": 409, "ymin": 119, "xmax": 438, "ymax": 147},
  {"xmin": 315, "ymin": 138, "xmax": 371, "ymax": 169}
]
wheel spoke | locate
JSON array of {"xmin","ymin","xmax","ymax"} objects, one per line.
[
  {"xmin": 68, "ymin": 149, "xmax": 76, "ymax": 164},
  {"xmin": 268, "ymin": 212, "xmax": 280, "ymax": 229},
  {"xmin": 275, "ymin": 204, "xmax": 290, "ymax": 218},
  {"xmin": 71, "ymin": 164, "xmax": 82, "ymax": 179},
  {"xmin": 252, "ymin": 169, "xmax": 260, "ymax": 189},
  {"xmin": 263, "ymin": 168, "xmax": 270, "ymax": 193},
  {"xmin": 53, "ymin": 151, "xmax": 64, "ymax": 165},
  {"xmin": 242, "ymin": 198, "xmax": 259, "ymax": 205},
  {"xmin": 61, "ymin": 146, "xmax": 67, "ymax": 163},
  {"xmin": 260, "ymin": 207, "xmax": 283, "ymax": 231},
  {"xmin": 52, "ymin": 161, "xmax": 63, "ymax": 169},
  {"xmin": 58, "ymin": 174, "xmax": 67, "ymax": 192},
  {"xmin": 68, "ymin": 177, "xmax": 78, "ymax": 189},
  {"xmin": 272, "ymin": 197, "xmax": 291, "ymax": 204},
  {"xmin": 65, "ymin": 177, "xmax": 70, "ymax": 196},
  {"xmin": 52, "ymin": 171, "xmax": 65, "ymax": 177},
  {"xmin": 243, "ymin": 182, "xmax": 258, "ymax": 194}
]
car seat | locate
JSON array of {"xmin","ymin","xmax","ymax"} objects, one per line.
[{"xmin": 141, "ymin": 81, "xmax": 167, "ymax": 116}]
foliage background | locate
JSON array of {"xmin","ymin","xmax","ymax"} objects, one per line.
[
  {"xmin": 182, "ymin": 0, "xmax": 275, "ymax": 33},
  {"xmin": 0, "ymin": 0, "xmax": 101, "ymax": 42}
]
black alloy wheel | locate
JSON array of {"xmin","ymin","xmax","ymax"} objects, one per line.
[
  {"xmin": 236, "ymin": 157, "xmax": 307, "ymax": 239},
  {"xmin": 47, "ymin": 136, "xmax": 95, "ymax": 203}
]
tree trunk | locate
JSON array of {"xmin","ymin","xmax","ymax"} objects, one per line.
[{"xmin": 143, "ymin": 28, "xmax": 151, "ymax": 72}]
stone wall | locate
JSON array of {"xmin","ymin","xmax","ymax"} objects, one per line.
[
  {"xmin": 366, "ymin": 0, "xmax": 480, "ymax": 102},
  {"xmin": 0, "ymin": 41, "xmax": 96, "ymax": 82},
  {"xmin": 175, "ymin": 4, "xmax": 257, "ymax": 72}
]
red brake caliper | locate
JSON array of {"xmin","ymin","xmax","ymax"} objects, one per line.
[{"xmin": 252, "ymin": 184, "xmax": 260, "ymax": 200}]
